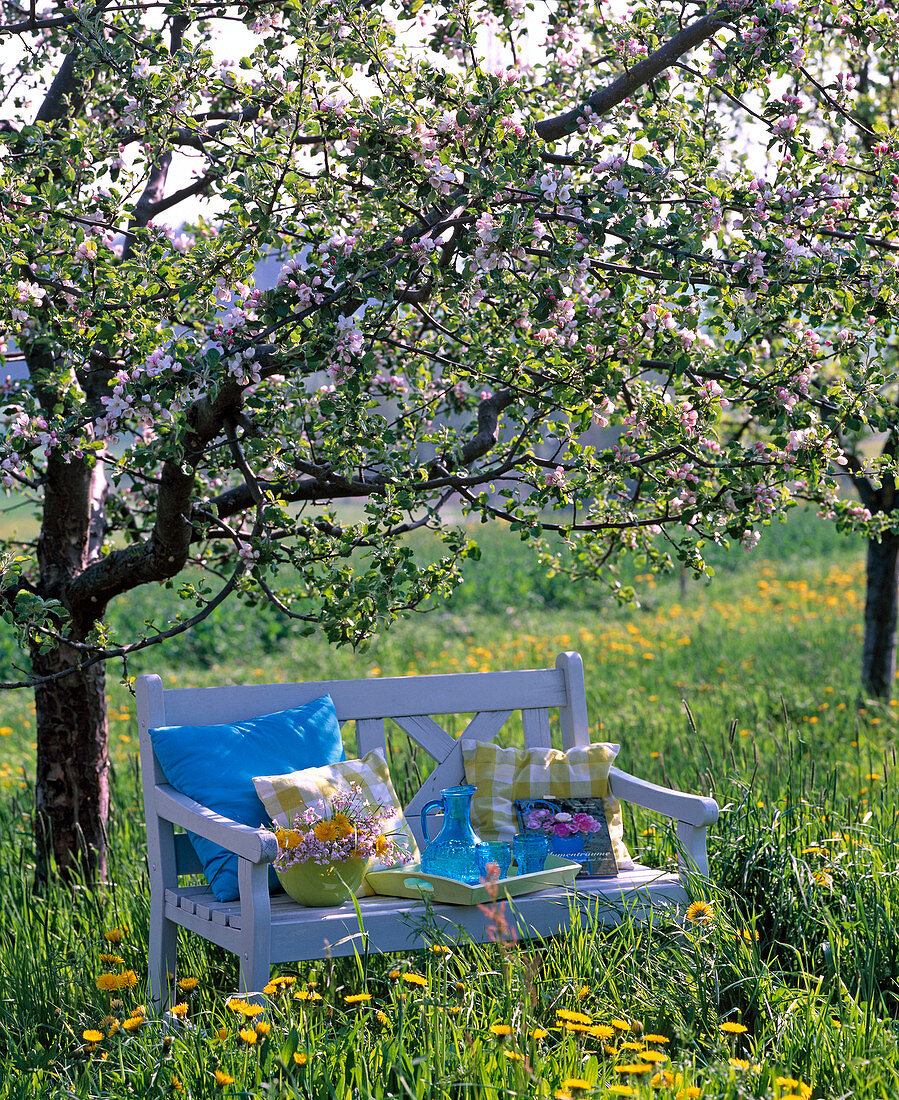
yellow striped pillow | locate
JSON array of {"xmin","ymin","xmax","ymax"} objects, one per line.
[
  {"xmin": 253, "ymin": 751, "xmax": 419, "ymax": 896},
  {"xmin": 460, "ymin": 740, "xmax": 633, "ymax": 870}
]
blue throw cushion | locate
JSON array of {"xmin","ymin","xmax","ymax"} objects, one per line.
[{"xmin": 150, "ymin": 694, "xmax": 344, "ymax": 901}]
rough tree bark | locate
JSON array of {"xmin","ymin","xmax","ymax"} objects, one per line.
[
  {"xmin": 33, "ymin": 648, "xmax": 109, "ymax": 887},
  {"xmin": 851, "ymin": 433, "xmax": 899, "ymax": 700},
  {"xmin": 30, "ymin": 444, "xmax": 111, "ymax": 886},
  {"xmin": 861, "ymin": 531, "xmax": 899, "ymax": 699}
]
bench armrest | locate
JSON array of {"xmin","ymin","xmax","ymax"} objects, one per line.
[
  {"xmin": 154, "ymin": 784, "xmax": 279, "ymax": 865},
  {"xmin": 609, "ymin": 767, "xmax": 719, "ymax": 827}
]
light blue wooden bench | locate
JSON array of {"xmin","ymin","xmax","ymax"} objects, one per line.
[{"xmin": 136, "ymin": 652, "xmax": 718, "ymax": 1010}]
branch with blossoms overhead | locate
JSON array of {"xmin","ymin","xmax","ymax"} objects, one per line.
[{"xmin": 1, "ymin": 0, "xmax": 899, "ymax": 688}]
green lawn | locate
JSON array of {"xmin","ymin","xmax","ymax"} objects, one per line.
[{"xmin": 1, "ymin": 511, "xmax": 897, "ymax": 1098}]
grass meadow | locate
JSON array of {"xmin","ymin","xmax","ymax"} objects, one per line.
[{"xmin": 0, "ymin": 511, "xmax": 898, "ymax": 1098}]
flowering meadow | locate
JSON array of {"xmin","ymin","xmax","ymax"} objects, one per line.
[{"xmin": 0, "ymin": 512, "xmax": 898, "ymax": 1098}]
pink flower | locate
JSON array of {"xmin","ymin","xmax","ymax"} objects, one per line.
[
  {"xmin": 572, "ymin": 813, "xmax": 600, "ymax": 834},
  {"xmin": 551, "ymin": 821, "xmax": 576, "ymax": 838}
]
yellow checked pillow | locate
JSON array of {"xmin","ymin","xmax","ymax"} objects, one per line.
[
  {"xmin": 252, "ymin": 750, "xmax": 419, "ymax": 896},
  {"xmin": 460, "ymin": 740, "xmax": 633, "ymax": 870}
]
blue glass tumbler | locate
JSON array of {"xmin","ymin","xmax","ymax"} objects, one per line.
[
  {"xmin": 512, "ymin": 831, "xmax": 549, "ymax": 875},
  {"xmin": 477, "ymin": 841, "xmax": 512, "ymax": 881}
]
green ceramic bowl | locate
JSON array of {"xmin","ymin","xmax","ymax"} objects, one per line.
[{"xmin": 276, "ymin": 857, "xmax": 368, "ymax": 907}]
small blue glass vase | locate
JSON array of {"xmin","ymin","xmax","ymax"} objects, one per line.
[{"xmin": 420, "ymin": 784, "xmax": 484, "ymax": 884}]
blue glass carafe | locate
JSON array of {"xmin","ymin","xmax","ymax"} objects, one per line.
[{"xmin": 420, "ymin": 785, "xmax": 484, "ymax": 884}]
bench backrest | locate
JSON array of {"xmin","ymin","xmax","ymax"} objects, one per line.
[{"xmin": 136, "ymin": 651, "xmax": 590, "ymax": 877}]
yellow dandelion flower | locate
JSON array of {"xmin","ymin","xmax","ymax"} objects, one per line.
[
  {"xmin": 238, "ymin": 1027, "xmax": 257, "ymax": 1045},
  {"xmin": 313, "ymin": 820, "xmax": 338, "ymax": 843},
  {"xmin": 122, "ymin": 1017, "xmax": 143, "ymax": 1031},
  {"xmin": 447, "ymin": 1006, "xmax": 462, "ymax": 1015},
  {"xmin": 455, "ymin": 981, "xmax": 467, "ymax": 992},
  {"xmin": 254, "ymin": 1021, "xmax": 271, "ymax": 1036},
  {"xmin": 531, "ymin": 1028, "xmax": 549, "ymax": 1039},
  {"xmin": 561, "ymin": 1078, "xmax": 592, "ymax": 1091},
  {"xmin": 228, "ymin": 998, "xmax": 263, "ymax": 1016},
  {"xmin": 578, "ymin": 984, "xmax": 590, "ymax": 997},
  {"xmin": 603, "ymin": 1045, "xmax": 619, "ymax": 1056},
  {"xmin": 172, "ymin": 1074, "xmax": 183, "ymax": 1092},
  {"xmin": 401, "ymin": 972, "xmax": 427, "ymax": 987},
  {"xmin": 178, "ymin": 977, "xmax": 199, "ymax": 991},
  {"xmin": 615, "ymin": 1064, "xmax": 652, "ymax": 1075},
  {"xmin": 643, "ymin": 1034, "xmax": 670, "ymax": 1043},
  {"xmin": 82, "ymin": 1029, "xmax": 104, "ymax": 1042},
  {"xmin": 557, "ymin": 1009, "xmax": 592, "ymax": 1024},
  {"xmin": 344, "ymin": 993, "xmax": 372, "ymax": 1004},
  {"xmin": 588, "ymin": 1024, "xmax": 615, "ymax": 1039},
  {"xmin": 489, "ymin": 1023, "xmax": 513, "ymax": 1037},
  {"xmin": 293, "ymin": 1052, "xmax": 308, "ymax": 1065},
  {"xmin": 331, "ymin": 812, "xmax": 355, "ymax": 839},
  {"xmin": 685, "ymin": 901, "xmax": 714, "ymax": 923},
  {"xmin": 504, "ymin": 1050, "xmax": 524, "ymax": 1061},
  {"xmin": 430, "ymin": 944, "xmax": 451, "ymax": 955},
  {"xmin": 130, "ymin": 1005, "xmax": 147, "ymax": 1018},
  {"xmin": 718, "ymin": 1022, "xmax": 748, "ymax": 1034},
  {"xmin": 376, "ymin": 1011, "xmax": 390, "ymax": 1026},
  {"xmin": 729, "ymin": 1058, "xmax": 750, "ymax": 1070},
  {"xmin": 270, "ymin": 975, "xmax": 296, "ymax": 986},
  {"xmin": 608, "ymin": 1088, "xmax": 634, "ymax": 1097},
  {"xmin": 813, "ymin": 870, "xmax": 834, "ymax": 888},
  {"xmin": 610, "ymin": 1018, "xmax": 632, "ymax": 1031},
  {"xmin": 388, "ymin": 969, "xmax": 401, "ymax": 979},
  {"xmin": 99, "ymin": 953, "xmax": 125, "ymax": 966},
  {"xmin": 800, "ymin": 847, "xmax": 826, "ymax": 856},
  {"xmin": 675, "ymin": 1089, "xmax": 702, "ymax": 1099},
  {"xmin": 118, "ymin": 970, "xmax": 138, "ymax": 989},
  {"xmin": 263, "ymin": 983, "xmax": 278, "ymax": 995},
  {"xmin": 651, "ymin": 1071, "xmax": 683, "ymax": 1088},
  {"xmin": 554, "ymin": 1092, "xmax": 573, "ymax": 1100},
  {"xmin": 216, "ymin": 1028, "xmax": 229, "ymax": 1041},
  {"xmin": 640, "ymin": 1050, "xmax": 666, "ymax": 1063},
  {"xmin": 110, "ymin": 999, "xmax": 124, "ymax": 1010},
  {"xmin": 563, "ymin": 1022, "xmax": 591, "ymax": 1034},
  {"xmin": 170, "ymin": 1003, "xmax": 189, "ymax": 1018},
  {"xmin": 214, "ymin": 1070, "xmax": 235, "ymax": 1085},
  {"xmin": 104, "ymin": 928, "xmax": 125, "ymax": 944},
  {"xmin": 96, "ymin": 973, "xmax": 119, "ymax": 992},
  {"xmin": 737, "ymin": 928, "xmax": 760, "ymax": 943},
  {"xmin": 619, "ymin": 1041, "xmax": 645, "ymax": 1052}
]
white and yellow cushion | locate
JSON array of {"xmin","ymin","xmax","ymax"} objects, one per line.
[
  {"xmin": 460, "ymin": 740, "xmax": 633, "ymax": 870},
  {"xmin": 253, "ymin": 751, "xmax": 419, "ymax": 895}
]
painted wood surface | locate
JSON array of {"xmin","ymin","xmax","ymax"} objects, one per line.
[{"xmin": 136, "ymin": 652, "xmax": 718, "ymax": 1006}]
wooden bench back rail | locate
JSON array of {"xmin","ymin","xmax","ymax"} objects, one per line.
[{"xmin": 138, "ymin": 651, "xmax": 591, "ymax": 872}]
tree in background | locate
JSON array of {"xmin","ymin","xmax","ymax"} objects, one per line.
[{"xmin": 1, "ymin": 0, "xmax": 897, "ymax": 883}]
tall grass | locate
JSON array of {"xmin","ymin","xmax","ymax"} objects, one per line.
[{"xmin": 1, "ymin": 509, "xmax": 898, "ymax": 1097}]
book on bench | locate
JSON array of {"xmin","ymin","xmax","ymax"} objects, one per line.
[{"xmin": 514, "ymin": 796, "xmax": 619, "ymax": 878}]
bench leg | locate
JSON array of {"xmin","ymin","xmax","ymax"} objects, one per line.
[
  {"xmin": 238, "ymin": 858, "xmax": 272, "ymax": 1001},
  {"xmin": 149, "ymin": 895, "xmax": 178, "ymax": 1014}
]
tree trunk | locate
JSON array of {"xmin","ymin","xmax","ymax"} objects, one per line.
[
  {"xmin": 33, "ymin": 644, "xmax": 109, "ymax": 887},
  {"xmin": 861, "ymin": 531, "xmax": 899, "ymax": 699},
  {"xmin": 32, "ymin": 446, "xmax": 110, "ymax": 887}
]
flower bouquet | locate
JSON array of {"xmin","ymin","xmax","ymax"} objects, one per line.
[{"xmin": 273, "ymin": 784, "xmax": 409, "ymax": 907}]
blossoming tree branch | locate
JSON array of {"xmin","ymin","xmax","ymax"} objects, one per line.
[{"xmin": 0, "ymin": 0, "xmax": 897, "ymax": 882}]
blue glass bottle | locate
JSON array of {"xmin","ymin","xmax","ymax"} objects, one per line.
[{"xmin": 420, "ymin": 785, "xmax": 484, "ymax": 884}]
